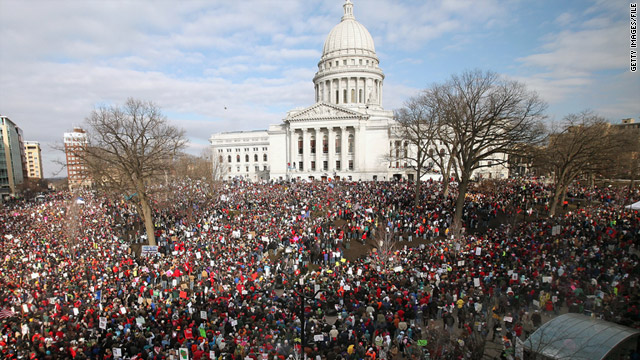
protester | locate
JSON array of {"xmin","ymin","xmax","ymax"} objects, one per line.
[{"xmin": 1, "ymin": 178, "xmax": 638, "ymax": 360}]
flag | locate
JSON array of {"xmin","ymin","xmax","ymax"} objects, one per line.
[{"xmin": 0, "ymin": 307, "xmax": 15, "ymax": 319}]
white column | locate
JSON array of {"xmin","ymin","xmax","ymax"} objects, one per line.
[
  {"xmin": 290, "ymin": 128, "xmax": 297, "ymax": 174},
  {"xmin": 356, "ymin": 123, "xmax": 366, "ymax": 171},
  {"xmin": 314, "ymin": 127, "xmax": 321, "ymax": 173},
  {"xmin": 354, "ymin": 125, "xmax": 360, "ymax": 171},
  {"xmin": 328, "ymin": 127, "xmax": 335, "ymax": 175},
  {"xmin": 303, "ymin": 128, "xmax": 310, "ymax": 173},
  {"xmin": 341, "ymin": 126, "xmax": 348, "ymax": 172}
]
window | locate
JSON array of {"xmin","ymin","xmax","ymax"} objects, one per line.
[
  {"xmin": 311, "ymin": 161, "xmax": 316, "ymax": 171},
  {"xmin": 351, "ymin": 59, "xmax": 355, "ymax": 65},
  {"xmin": 228, "ymin": 155, "xmax": 232, "ymax": 162},
  {"xmin": 254, "ymin": 154, "xmax": 258, "ymax": 162},
  {"xmin": 322, "ymin": 135, "xmax": 328, "ymax": 153},
  {"xmin": 343, "ymin": 59, "xmax": 347, "ymax": 65},
  {"xmin": 236, "ymin": 155, "xmax": 240, "ymax": 162},
  {"xmin": 310, "ymin": 137, "xmax": 316, "ymax": 154},
  {"xmin": 219, "ymin": 155, "xmax": 223, "ymax": 163},
  {"xmin": 349, "ymin": 160, "xmax": 354, "ymax": 170},
  {"xmin": 348, "ymin": 134, "xmax": 354, "ymax": 154},
  {"xmin": 255, "ymin": 166, "xmax": 260, "ymax": 172},
  {"xmin": 343, "ymin": 89, "xmax": 347, "ymax": 103},
  {"xmin": 263, "ymin": 154, "xmax": 267, "ymax": 161},
  {"xmin": 245, "ymin": 154, "xmax": 249, "ymax": 162},
  {"xmin": 323, "ymin": 161, "xmax": 328, "ymax": 171},
  {"xmin": 359, "ymin": 89, "xmax": 363, "ymax": 103},
  {"xmin": 336, "ymin": 90, "xmax": 339, "ymax": 104},
  {"xmin": 263, "ymin": 165, "xmax": 267, "ymax": 171},
  {"xmin": 359, "ymin": 59, "xmax": 362, "ymax": 65},
  {"xmin": 298, "ymin": 137, "xmax": 303, "ymax": 154},
  {"xmin": 335, "ymin": 135, "xmax": 341, "ymax": 153},
  {"xmin": 263, "ymin": 147, "xmax": 267, "ymax": 151},
  {"xmin": 236, "ymin": 166, "xmax": 240, "ymax": 172},
  {"xmin": 299, "ymin": 161, "xmax": 303, "ymax": 170},
  {"xmin": 336, "ymin": 160, "xmax": 341, "ymax": 170},
  {"xmin": 236, "ymin": 148, "xmax": 240, "ymax": 152},
  {"xmin": 246, "ymin": 166, "xmax": 249, "ymax": 172}
]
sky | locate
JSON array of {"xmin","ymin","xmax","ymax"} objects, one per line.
[{"xmin": 0, "ymin": 0, "xmax": 637, "ymax": 178}]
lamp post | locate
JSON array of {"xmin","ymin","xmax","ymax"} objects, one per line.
[{"xmin": 273, "ymin": 275, "xmax": 337, "ymax": 358}]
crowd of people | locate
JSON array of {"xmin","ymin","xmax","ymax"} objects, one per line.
[{"xmin": 1, "ymin": 178, "xmax": 638, "ymax": 360}]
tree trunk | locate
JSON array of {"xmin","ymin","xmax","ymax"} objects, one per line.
[
  {"xmin": 549, "ymin": 183, "xmax": 566, "ymax": 217},
  {"xmin": 442, "ymin": 156, "xmax": 454, "ymax": 197},
  {"xmin": 138, "ymin": 193, "xmax": 157, "ymax": 246},
  {"xmin": 415, "ymin": 167, "xmax": 422, "ymax": 207},
  {"xmin": 452, "ymin": 173, "xmax": 470, "ymax": 237}
]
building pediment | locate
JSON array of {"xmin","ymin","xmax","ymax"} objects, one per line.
[{"xmin": 286, "ymin": 102, "xmax": 367, "ymax": 123}]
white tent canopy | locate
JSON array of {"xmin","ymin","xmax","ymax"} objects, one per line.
[{"xmin": 625, "ymin": 201, "xmax": 640, "ymax": 210}]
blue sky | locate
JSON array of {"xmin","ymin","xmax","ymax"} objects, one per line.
[{"xmin": 0, "ymin": 0, "xmax": 637, "ymax": 178}]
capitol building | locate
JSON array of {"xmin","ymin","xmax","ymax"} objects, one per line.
[
  {"xmin": 210, "ymin": 0, "xmax": 413, "ymax": 182},
  {"xmin": 210, "ymin": 0, "xmax": 508, "ymax": 182}
]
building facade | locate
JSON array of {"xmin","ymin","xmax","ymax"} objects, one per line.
[
  {"xmin": 211, "ymin": 0, "xmax": 412, "ymax": 182},
  {"xmin": 210, "ymin": 0, "xmax": 508, "ymax": 182},
  {"xmin": 24, "ymin": 141, "xmax": 44, "ymax": 179},
  {"xmin": 210, "ymin": 130, "xmax": 271, "ymax": 182},
  {"xmin": 64, "ymin": 127, "xmax": 92, "ymax": 189},
  {"xmin": 0, "ymin": 115, "xmax": 26, "ymax": 197}
]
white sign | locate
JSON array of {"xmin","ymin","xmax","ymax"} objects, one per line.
[
  {"xmin": 475, "ymin": 247, "xmax": 481, "ymax": 256},
  {"xmin": 141, "ymin": 246, "xmax": 158, "ymax": 257},
  {"xmin": 99, "ymin": 317, "xmax": 107, "ymax": 329},
  {"xmin": 314, "ymin": 334, "xmax": 324, "ymax": 341},
  {"xmin": 201, "ymin": 311, "xmax": 207, "ymax": 319},
  {"xmin": 474, "ymin": 278, "xmax": 480, "ymax": 287},
  {"xmin": 113, "ymin": 348, "xmax": 122, "ymax": 358}
]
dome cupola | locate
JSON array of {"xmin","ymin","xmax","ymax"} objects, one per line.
[{"xmin": 313, "ymin": 0, "xmax": 384, "ymax": 109}]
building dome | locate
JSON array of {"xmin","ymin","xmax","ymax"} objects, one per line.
[{"xmin": 321, "ymin": 0, "xmax": 376, "ymax": 59}]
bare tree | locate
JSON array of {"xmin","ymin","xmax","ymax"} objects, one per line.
[
  {"xmin": 534, "ymin": 111, "xmax": 627, "ymax": 216},
  {"xmin": 78, "ymin": 98, "xmax": 186, "ymax": 245},
  {"xmin": 393, "ymin": 95, "xmax": 438, "ymax": 205},
  {"xmin": 429, "ymin": 70, "xmax": 546, "ymax": 235}
]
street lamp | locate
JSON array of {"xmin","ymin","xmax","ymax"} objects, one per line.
[{"xmin": 273, "ymin": 275, "xmax": 333, "ymax": 358}]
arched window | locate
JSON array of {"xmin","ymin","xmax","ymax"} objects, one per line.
[
  {"xmin": 335, "ymin": 90, "xmax": 339, "ymax": 104},
  {"xmin": 348, "ymin": 134, "xmax": 354, "ymax": 154},
  {"xmin": 310, "ymin": 136, "xmax": 316, "ymax": 154},
  {"xmin": 236, "ymin": 155, "xmax": 240, "ymax": 162},
  {"xmin": 343, "ymin": 89, "xmax": 347, "ymax": 103},
  {"xmin": 335, "ymin": 135, "xmax": 341, "ymax": 154},
  {"xmin": 298, "ymin": 136, "xmax": 303, "ymax": 154},
  {"xmin": 351, "ymin": 89, "xmax": 356, "ymax": 103},
  {"xmin": 322, "ymin": 135, "xmax": 328, "ymax": 153},
  {"xmin": 254, "ymin": 154, "xmax": 258, "ymax": 162},
  {"xmin": 228, "ymin": 155, "xmax": 232, "ymax": 163},
  {"xmin": 359, "ymin": 89, "xmax": 363, "ymax": 103},
  {"xmin": 263, "ymin": 154, "xmax": 267, "ymax": 161},
  {"xmin": 245, "ymin": 154, "xmax": 249, "ymax": 162}
]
